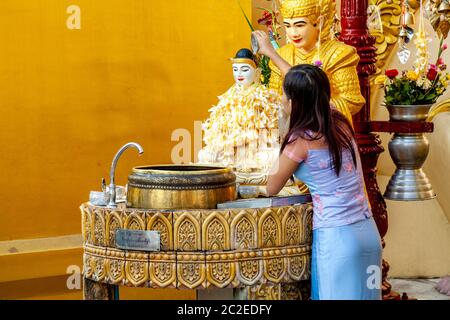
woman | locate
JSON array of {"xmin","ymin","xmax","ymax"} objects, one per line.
[{"xmin": 267, "ymin": 64, "xmax": 382, "ymax": 300}]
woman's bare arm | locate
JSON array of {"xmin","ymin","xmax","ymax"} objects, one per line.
[
  {"xmin": 266, "ymin": 153, "xmax": 300, "ymax": 196},
  {"xmin": 253, "ymin": 31, "xmax": 292, "ymax": 77},
  {"xmin": 267, "ymin": 138, "xmax": 308, "ymax": 196}
]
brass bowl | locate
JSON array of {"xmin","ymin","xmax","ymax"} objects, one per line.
[{"xmin": 127, "ymin": 165, "xmax": 237, "ymax": 209}]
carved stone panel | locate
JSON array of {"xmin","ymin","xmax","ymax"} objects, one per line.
[
  {"xmin": 202, "ymin": 210, "xmax": 231, "ymax": 251},
  {"xmin": 92, "ymin": 207, "xmax": 106, "ymax": 247},
  {"xmin": 105, "ymin": 210, "xmax": 123, "ymax": 248},
  {"xmin": 258, "ymin": 208, "xmax": 283, "ymax": 248},
  {"xmin": 147, "ymin": 211, "xmax": 173, "ymax": 251},
  {"xmin": 248, "ymin": 284, "xmax": 281, "ymax": 300},
  {"xmin": 205, "ymin": 252, "xmax": 236, "ymax": 288},
  {"xmin": 230, "ymin": 209, "xmax": 258, "ymax": 250},
  {"xmin": 124, "ymin": 251, "xmax": 149, "ymax": 287},
  {"xmin": 174, "ymin": 211, "xmax": 202, "ymax": 251},
  {"xmin": 83, "ymin": 252, "xmax": 94, "ymax": 279},
  {"xmin": 149, "ymin": 252, "xmax": 177, "ymax": 288},
  {"xmin": 87, "ymin": 245, "xmax": 107, "ymax": 283},
  {"xmin": 281, "ymin": 206, "xmax": 302, "ymax": 246},
  {"xmin": 176, "ymin": 252, "xmax": 206, "ymax": 289},
  {"xmin": 235, "ymin": 250, "xmax": 263, "ymax": 287},
  {"xmin": 105, "ymin": 248, "xmax": 125, "ymax": 285},
  {"xmin": 123, "ymin": 209, "xmax": 146, "ymax": 231},
  {"xmin": 81, "ymin": 203, "xmax": 313, "ymax": 293},
  {"xmin": 302, "ymin": 205, "xmax": 313, "ymax": 244},
  {"xmin": 80, "ymin": 204, "xmax": 93, "ymax": 244},
  {"xmin": 262, "ymin": 248, "xmax": 286, "ymax": 283},
  {"xmin": 286, "ymin": 247, "xmax": 310, "ymax": 282}
]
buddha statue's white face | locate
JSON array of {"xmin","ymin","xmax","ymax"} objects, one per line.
[{"xmin": 232, "ymin": 63, "xmax": 258, "ymax": 89}]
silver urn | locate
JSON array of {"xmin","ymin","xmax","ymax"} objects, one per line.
[{"xmin": 384, "ymin": 104, "xmax": 436, "ymax": 201}]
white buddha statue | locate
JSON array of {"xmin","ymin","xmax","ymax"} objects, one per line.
[{"xmin": 198, "ymin": 48, "xmax": 292, "ymax": 197}]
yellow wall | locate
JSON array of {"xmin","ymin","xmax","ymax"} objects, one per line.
[{"xmin": 0, "ymin": 0, "xmax": 252, "ymax": 298}]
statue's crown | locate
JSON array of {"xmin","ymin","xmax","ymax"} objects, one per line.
[
  {"xmin": 279, "ymin": 0, "xmax": 336, "ymax": 41},
  {"xmin": 279, "ymin": 0, "xmax": 321, "ymax": 19}
]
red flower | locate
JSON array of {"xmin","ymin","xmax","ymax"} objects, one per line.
[
  {"xmin": 385, "ymin": 69, "xmax": 399, "ymax": 79},
  {"xmin": 258, "ymin": 11, "xmax": 273, "ymax": 27},
  {"xmin": 437, "ymin": 58, "xmax": 445, "ymax": 66},
  {"xmin": 443, "ymin": 44, "xmax": 448, "ymax": 51},
  {"xmin": 427, "ymin": 67, "xmax": 438, "ymax": 81}
]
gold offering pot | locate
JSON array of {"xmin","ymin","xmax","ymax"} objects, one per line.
[{"xmin": 127, "ymin": 165, "xmax": 237, "ymax": 209}]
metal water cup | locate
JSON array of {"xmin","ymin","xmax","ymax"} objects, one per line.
[{"xmin": 251, "ymin": 33, "xmax": 259, "ymax": 54}]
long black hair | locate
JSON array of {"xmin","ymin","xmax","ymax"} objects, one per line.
[{"xmin": 280, "ymin": 64, "xmax": 357, "ymax": 176}]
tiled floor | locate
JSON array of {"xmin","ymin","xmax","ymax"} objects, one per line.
[{"xmin": 389, "ymin": 278, "xmax": 450, "ymax": 300}]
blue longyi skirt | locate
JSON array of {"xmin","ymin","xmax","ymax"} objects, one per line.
[{"xmin": 311, "ymin": 217, "xmax": 382, "ymax": 300}]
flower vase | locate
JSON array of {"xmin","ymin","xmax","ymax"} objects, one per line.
[{"xmin": 384, "ymin": 104, "xmax": 436, "ymax": 201}]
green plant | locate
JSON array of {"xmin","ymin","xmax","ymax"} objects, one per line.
[{"xmin": 238, "ymin": 1, "xmax": 281, "ymax": 86}]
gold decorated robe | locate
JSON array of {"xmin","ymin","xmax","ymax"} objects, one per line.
[{"xmin": 268, "ymin": 41, "xmax": 366, "ymax": 122}]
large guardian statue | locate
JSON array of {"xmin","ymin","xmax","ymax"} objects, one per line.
[{"xmin": 253, "ymin": 0, "xmax": 365, "ymax": 123}]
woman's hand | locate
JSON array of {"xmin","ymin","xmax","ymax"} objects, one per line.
[
  {"xmin": 252, "ymin": 30, "xmax": 276, "ymax": 58},
  {"xmin": 253, "ymin": 31, "xmax": 292, "ymax": 77}
]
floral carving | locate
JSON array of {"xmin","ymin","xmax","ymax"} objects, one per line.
[
  {"xmin": 94, "ymin": 211, "xmax": 105, "ymax": 246},
  {"xmin": 207, "ymin": 219, "xmax": 225, "ymax": 251},
  {"xmin": 82, "ymin": 208, "xmax": 92, "ymax": 243},
  {"xmin": 93, "ymin": 257, "xmax": 105, "ymax": 281},
  {"xmin": 239, "ymin": 260, "xmax": 259, "ymax": 282},
  {"xmin": 248, "ymin": 284, "xmax": 280, "ymax": 300},
  {"xmin": 181, "ymin": 263, "xmax": 201, "ymax": 285},
  {"xmin": 262, "ymin": 216, "xmax": 278, "ymax": 247},
  {"xmin": 108, "ymin": 217, "xmax": 120, "ymax": 247},
  {"xmin": 83, "ymin": 254, "xmax": 93, "ymax": 277},
  {"xmin": 235, "ymin": 218, "xmax": 255, "ymax": 249},
  {"xmin": 129, "ymin": 261, "xmax": 145, "ymax": 281},
  {"xmin": 108, "ymin": 260, "xmax": 123, "ymax": 282},
  {"xmin": 154, "ymin": 263, "xmax": 172, "ymax": 283},
  {"xmin": 289, "ymin": 256, "xmax": 304, "ymax": 279},
  {"xmin": 285, "ymin": 214, "xmax": 300, "ymax": 245},
  {"xmin": 151, "ymin": 219, "xmax": 169, "ymax": 250},
  {"xmin": 128, "ymin": 219, "xmax": 142, "ymax": 230},
  {"xmin": 178, "ymin": 220, "xmax": 197, "ymax": 251},
  {"xmin": 267, "ymin": 258, "xmax": 284, "ymax": 281},
  {"xmin": 211, "ymin": 262, "xmax": 230, "ymax": 282}
]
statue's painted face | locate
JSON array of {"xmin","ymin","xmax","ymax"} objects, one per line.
[
  {"xmin": 283, "ymin": 17, "xmax": 319, "ymax": 52},
  {"xmin": 232, "ymin": 63, "xmax": 257, "ymax": 88}
]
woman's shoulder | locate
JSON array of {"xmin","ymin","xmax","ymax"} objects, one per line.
[{"xmin": 283, "ymin": 134, "xmax": 309, "ymax": 163}]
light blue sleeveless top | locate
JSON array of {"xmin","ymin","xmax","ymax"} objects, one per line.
[{"xmin": 293, "ymin": 144, "xmax": 373, "ymax": 230}]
